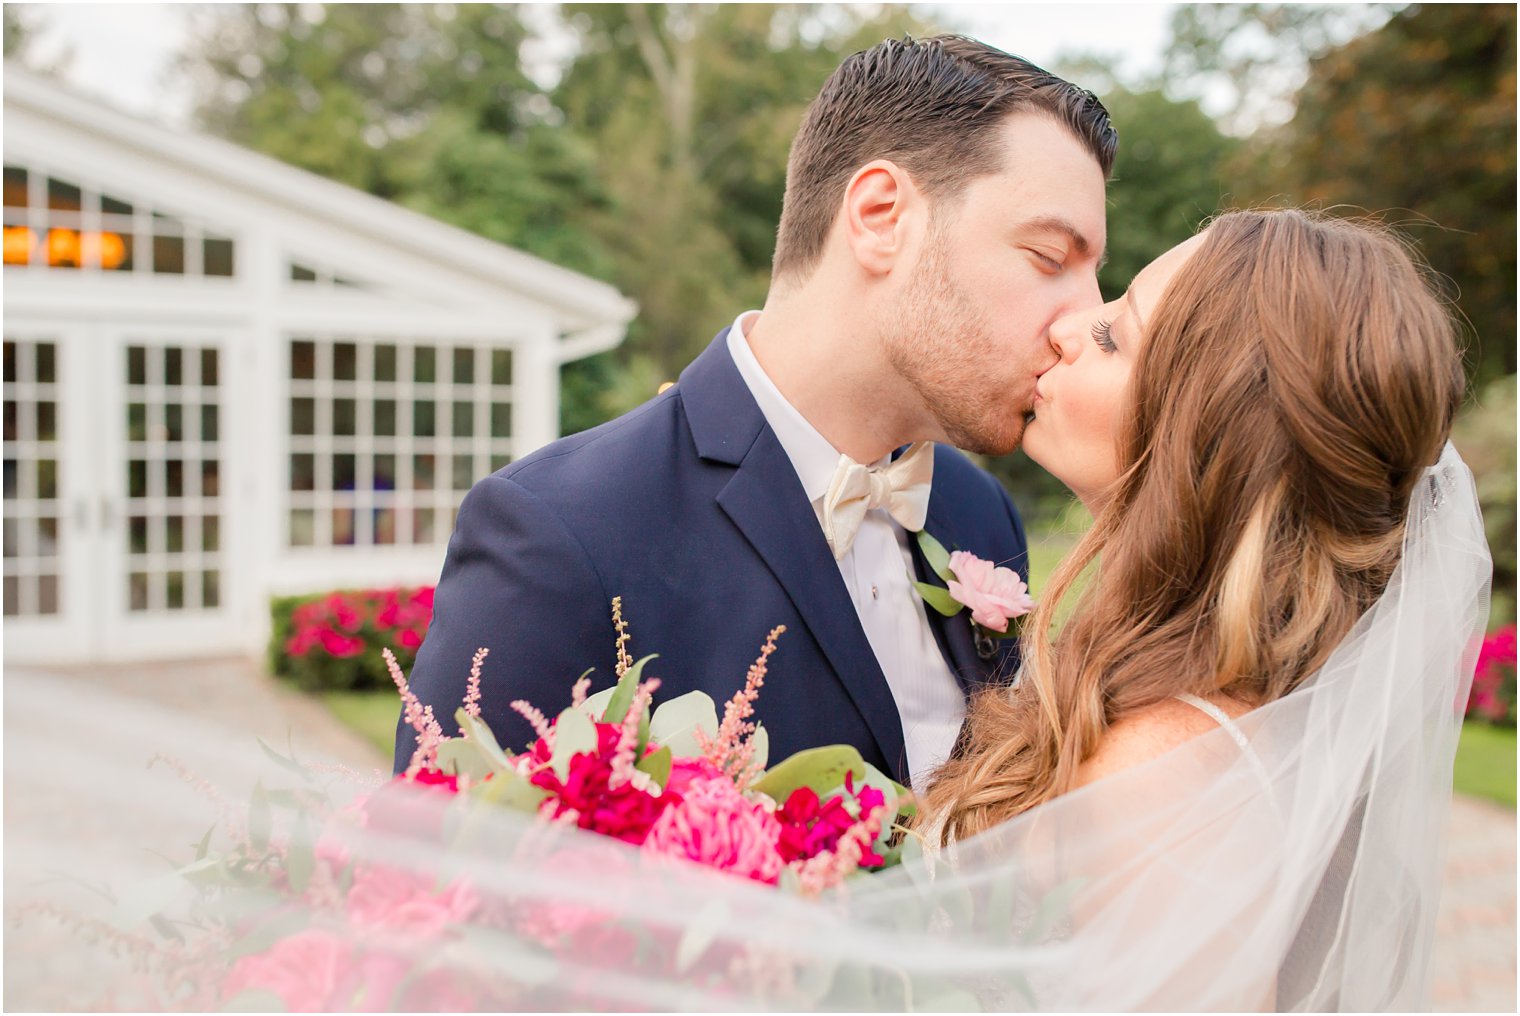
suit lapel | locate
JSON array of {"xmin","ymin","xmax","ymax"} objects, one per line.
[{"xmin": 681, "ymin": 332, "xmax": 907, "ymax": 778}]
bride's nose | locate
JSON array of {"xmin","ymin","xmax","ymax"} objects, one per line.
[{"xmin": 1047, "ymin": 308, "xmax": 1087, "ymax": 364}]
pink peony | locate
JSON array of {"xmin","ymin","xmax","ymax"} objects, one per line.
[
  {"xmin": 946, "ymin": 550, "xmax": 1035, "ymax": 632},
  {"xmin": 775, "ymin": 776, "xmax": 887, "ymax": 866},
  {"xmin": 527, "ymin": 722, "xmax": 675, "ymax": 844},
  {"xmin": 346, "ymin": 862, "xmax": 478, "ymax": 938},
  {"xmin": 221, "ymin": 928, "xmax": 352, "ymax": 1010},
  {"xmin": 642, "ymin": 774, "xmax": 784, "ymax": 884}
]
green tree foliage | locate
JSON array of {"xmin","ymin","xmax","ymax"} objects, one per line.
[
  {"xmin": 178, "ymin": 3, "xmax": 611, "ymax": 276},
  {"xmin": 1230, "ymin": 3, "xmax": 1517, "ymax": 388}
]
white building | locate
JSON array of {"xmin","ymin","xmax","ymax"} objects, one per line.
[{"xmin": 2, "ymin": 66, "xmax": 636, "ymax": 664}]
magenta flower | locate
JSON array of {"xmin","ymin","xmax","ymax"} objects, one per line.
[{"xmin": 946, "ymin": 550, "xmax": 1035, "ymax": 632}]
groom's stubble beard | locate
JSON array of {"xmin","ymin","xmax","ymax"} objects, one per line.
[{"xmin": 884, "ymin": 225, "xmax": 1028, "ymax": 456}]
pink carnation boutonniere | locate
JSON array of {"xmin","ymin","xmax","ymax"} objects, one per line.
[{"xmin": 910, "ymin": 531, "xmax": 1035, "ymax": 659}]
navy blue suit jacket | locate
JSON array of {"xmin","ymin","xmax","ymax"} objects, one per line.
[{"xmin": 394, "ymin": 330, "xmax": 1028, "ymax": 784}]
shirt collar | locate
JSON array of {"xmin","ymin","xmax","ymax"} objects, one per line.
[{"xmin": 725, "ymin": 310, "xmax": 845, "ymax": 505}]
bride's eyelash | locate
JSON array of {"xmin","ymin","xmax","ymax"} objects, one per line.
[{"xmin": 1091, "ymin": 318, "xmax": 1117, "ymax": 353}]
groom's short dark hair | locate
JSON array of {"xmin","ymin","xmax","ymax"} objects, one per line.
[{"xmin": 772, "ymin": 35, "xmax": 1118, "ymax": 284}]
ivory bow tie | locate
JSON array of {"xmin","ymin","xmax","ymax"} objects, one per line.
[{"xmin": 819, "ymin": 441, "xmax": 934, "ymax": 560}]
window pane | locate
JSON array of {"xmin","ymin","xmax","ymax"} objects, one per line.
[
  {"xmin": 414, "ymin": 347, "xmax": 436, "ymax": 383},
  {"xmin": 288, "ymin": 509, "xmax": 314, "ymax": 546},
  {"xmin": 332, "ymin": 507, "xmax": 356, "ymax": 546},
  {"xmin": 129, "ymin": 572, "xmax": 149, "ymax": 611},
  {"xmin": 152, "ymin": 234, "xmax": 185, "ymax": 274},
  {"xmin": 167, "ymin": 571, "xmax": 185, "ymax": 610},
  {"xmin": 333, "ymin": 453, "xmax": 356, "ymax": 491},
  {"xmin": 452, "ymin": 454, "xmax": 474, "ymax": 491},
  {"xmin": 37, "ymin": 515, "xmax": 58, "ymax": 556},
  {"xmin": 47, "ymin": 177, "xmax": 81, "ymax": 213},
  {"xmin": 3, "ymin": 516, "xmax": 17, "ymax": 556},
  {"xmin": 46, "ymin": 228, "xmax": 81, "ymax": 269},
  {"xmin": 164, "ymin": 347, "xmax": 183, "ymax": 386},
  {"xmin": 374, "ymin": 454, "xmax": 396, "ymax": 490},
  {"xmin": 128, "ymin": 460, "xmax": 147, "ymax": 498},
  {"xmin": 412, "ymin": 508, "xmax": 435, "ymax": 544},
  {"xmin": 201, "ymin": 348, "xmax": 219, "ymax": 387},
  {"xmin": 129, "ymin": 515, "xmax": 148, "ymax": 554},
  {"xmin": 38, "ymin": 574, "xmax": 58, "ymax": 614},
  {"xmin": 35, "ymin": 343, "xmax": 55, "ymax": 384},
  {"xmin": 36, "ymin": 401, "xmax": 55, "ymax": 441},
  {"xmin": 290, "ymin": 340, "xmax": 316, "ymax": 380},
  {"xmin": 374, "ymin": 507, "xmax": 396, "ymax": 545},
  {"xmin": 290, "ymin": 263, "xmax": 318, "ymax": 282},
  {"xmin": 3, "ymin": 458, "xmax": 15, "ymax": 499},
  {"xmin": 3, "ymin": 574, "xmax": 17, "ymax": 615},
  {"xmin": 491, "ymin": 349, "xmax": 512, "ymax": 386},
  {"xmin": 333, "ymin": 342, "xmax": 357, "ymax": 381},
  {"xmin": 2, "ymin": 400, "xmax": 14, "ymax": 442},
  {"xmin": 164, "ymin": 403, "xmax": 183, "ymax": 442},
  {"xmin": 375, "ymin": 344, "xmax": 397, "ymax": 382},
  {"xmin": 452, "ymin": 347, "xmax": 475, "ymax": 384},
  {"xmin": 291, "ymin": 397, "xmax": 315, "ymax": 435},
  {"xmin": 412, "ymin": 454, "xmax": 435, "ymax": 490},
  {"xmin": 201, "ymin": 460, "xmax": 220, "ymax": 497},
  {"xmin": 373, "ymin": 399, "xmax": 396, "ymax": 436},
  {"xmin": 165, "ymin": 459, "xmax": 183, "ymax": 498},
  {"xmin": 290, "ymin": 453, "xmax": 315, "ymax": 492},
  {"xmin": 413, "ymin": 400, "xmax": 435, "ymax": 437},
  {"xmin": 166, "ymin": 515, "xmax": 184, "ymax": 553},
  {"xmin": 4, "ymin": 166, "xmax": 27, "ymax": 209},
  {"xmin": 200, "ymin": 403, "xmax": 218, "ymax": 442},
  {"xmin": 202, "ymin": 570, "xmax": 220, "ymax": 608},
  {"xmin": 203, "ymin": 515, "xmax": 220, "ymax": 552},
  {"xmin": 127, "ymin": 346, "xmax": 146, "ymax": 385},
  {"xmin": 37, "ymin": 459, "xmax": 55, "ymax": 499},
  {"xmin": 3, "ymin": 342, "xmax": 14, "ymax": 383},
  {"xmin": 333, "ymin": 398, "xmax": 356, "ymax": 436},
  {"xmin": 203, "ymin": 236, "xmax": 234, "ymax": 277},
  {"xmin": 101, "ymin": 193, "xmax": 132, "ymax": 215},
  {"xmin": 491, "ymin": 402, "xmax": 511, "ymax": 438},
  {"xmin": 451, "ymin": 401, "xmax": 472, "ymax": 438}
]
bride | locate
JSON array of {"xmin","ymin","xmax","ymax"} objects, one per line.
[{"xmin": 18, "ymin": 207, "xmax": 1488, "ymax": 1012}]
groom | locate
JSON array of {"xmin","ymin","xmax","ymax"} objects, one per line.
[{"xmin": 395, "ymin": 36, "xmax": 1115, "ymax": 786}]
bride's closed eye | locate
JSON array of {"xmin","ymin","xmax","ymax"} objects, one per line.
[{"xmin": 1091, "ymin": 318, "xmax": 1117, "ymax": 353}]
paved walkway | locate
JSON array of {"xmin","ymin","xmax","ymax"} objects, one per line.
[{"xmin": 4, "ymin": 658, "xmax": 1515, "ymax": 1010}]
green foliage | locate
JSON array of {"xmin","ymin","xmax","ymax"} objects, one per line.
[
  {"xmin": 1452, "ymin": 374, "xmax": 1518, "ymax": 626},
  {"xmin": 1453, "ymin": 721, "xmax": 1518, "ymax": 808},
  {"xmin": 1228, "ymin": 3, "xmax": 1517, "ymax": 389}
]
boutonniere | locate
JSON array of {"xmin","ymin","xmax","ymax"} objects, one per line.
[{"xmin": 910, "ymin": 532, "xmax": 1035, "ymax": 659}]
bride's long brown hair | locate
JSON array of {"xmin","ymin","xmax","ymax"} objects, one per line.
[{"xmin": 922, "ymin": 209, "xmax": 1465, "ymax": 844}]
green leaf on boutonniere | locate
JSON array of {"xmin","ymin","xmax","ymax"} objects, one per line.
[
  {"xmin": 634, "ymin": 744, "xmax": 672, "ymax": 789},
  {"xmin": 913, "ymin": 580, "xmax": 964, "ymax": 617},
  {"xmin": 603, "ymin": 654, "xmax": 658, "ymax": 725},
  {"xmin": 916, "ymin": 530, "xmax": 955, "ymax": 582}
]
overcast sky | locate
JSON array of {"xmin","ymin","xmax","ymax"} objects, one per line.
[{"xmin": 16, "ymin": 3, "xmax": 1180, "ymax": 125}]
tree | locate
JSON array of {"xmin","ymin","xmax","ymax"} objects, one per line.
[{"xmin": 1237, "ymin": 2, "xmax": 1517, "ymax": 388}]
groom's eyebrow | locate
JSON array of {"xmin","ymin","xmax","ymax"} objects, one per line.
[{"xmin": 1020, "ymin": 216, "xmax": 1107, "ymax": 269}]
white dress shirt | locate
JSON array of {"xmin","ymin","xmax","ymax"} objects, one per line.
[{"xmin": 725, "ymin": 311, "xmax": 965, "ymax": 786}]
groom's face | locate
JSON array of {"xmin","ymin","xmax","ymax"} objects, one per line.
[{"xmin": 885, "ymin": 113, "xmax": 1108, "ymax": 456}]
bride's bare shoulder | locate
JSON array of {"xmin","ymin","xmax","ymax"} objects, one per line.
[{"xmin": 1074, "ymin": 695, "xmax": 1252, "ymax": 790}]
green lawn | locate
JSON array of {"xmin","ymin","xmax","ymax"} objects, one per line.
[
  {"xmin": 1453, "ymin": 721, "xmax": 1517, "ymax": 808},
  {"xmin": 322, "ymin": 689, "xmax": 402, "ymax": 757}
]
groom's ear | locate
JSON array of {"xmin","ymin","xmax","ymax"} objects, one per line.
[{"xmin": 840, "ymin": 160, "xmax": 923, "ymax": 278}]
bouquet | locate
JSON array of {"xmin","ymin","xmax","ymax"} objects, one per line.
[{"xmin": 105, "ymin": 600, "xmax": 916, "ymax": 1010}]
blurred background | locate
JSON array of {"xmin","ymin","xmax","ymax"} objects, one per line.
[{"xmin": 3, "ymin": 4, "xmax": 1515, "ymax": 1009}]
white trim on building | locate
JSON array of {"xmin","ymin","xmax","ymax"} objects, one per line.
[{"xmin": 2, "ymin": 65, "xmax": 636, "ymax": 664}]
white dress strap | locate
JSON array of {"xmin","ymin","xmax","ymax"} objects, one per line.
[{"xmin": 1173, "ymin": 693, "xmax": 1278, "ymax": 805}]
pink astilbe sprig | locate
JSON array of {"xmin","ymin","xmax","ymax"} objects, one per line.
[
  {"xmin": 385, "ymin": 648, "xmax": 441, "ymax": 777},
  {"xmin": 511, "ymin": 700, "xmax": 556, "ymax": 747},
  {"xmin": 791, "ymin": 796, "xmax": 896, "ymax": 897},
  {"xmin": 609, "ymin": 678, "xmax": 662, "ymax": 790},
  {"xmin": 697, "ymin": 625, "xmax": 786, "ymax": 781},
  {"xmin": 462, "ymin": 647, "xmax": 489, "ymax": 720},
  {"xmin": 570, "ymin": 673, "xmax": 592, "ymax": 710}
]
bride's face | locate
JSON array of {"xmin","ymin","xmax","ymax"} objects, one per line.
[{"xmin": 1022, "ymin": 232, "xmax": 1208, "ymax": 506}]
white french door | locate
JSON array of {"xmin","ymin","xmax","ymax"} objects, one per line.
[{"xmin": 3, "ymin": 320, "xmax": 244, "ymax": 662}]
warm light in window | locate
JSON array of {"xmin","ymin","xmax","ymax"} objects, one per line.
[
  {"xmin": 4, "ymin": 226, "xmax": 34, "ymax": 265},
  {"xmin": 3, "ymin": 227, "xmax": 127, "ymax": 268}
]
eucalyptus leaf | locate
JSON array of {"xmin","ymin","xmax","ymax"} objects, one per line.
[
  {"xmin": 634, "ymin": 744, "xmax": 672, "ymax": 788},
  {"xmin": 751, "ymin": 746, "xmax": 866, "ymax": 801},
  {"xmin": 913, "ymin": 581, "xmax": 963, "ymax": 618},
  {"xmin": 603, "ymin": 654, "xmax": 658, "ymax": 725},
  {"xmin": 581, "ymin": 685, "xmax": 615, "ymax": 720},
  {"xmin": 454, "ymin": 709, "xmax": 514, "ymax": 771},
  {"xmin": 285, "ymin": 811, "xmax": 314, "ymax": 895},
  {"xmin": 916, "ymin": 529, "xmax": 955, "ymax": 582},
  {"xmin": 469, "ymin": 768, "xmax": 549, "ymax": 812},
  {"xmin": 247, "ymin": 782, "xmax": 271, "ymax": 853},
  {"xmin": 748, "ymin": 723, "xmax": 770, "ymax": 772},
  {"xmin": 647, "ymin": 690, "xmax": 720, "ymax": 758},
  {"xmin": 550, "ymin": 707, "xmax": 597, "ymax": 781},
  {"xmin": 434, "ymin": 736, "xmax": 497, "ymax": 781}
]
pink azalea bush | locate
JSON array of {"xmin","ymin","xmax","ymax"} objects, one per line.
[
  {"xmin": 271, "ymin": 585, "xmax": 435, "ymax": 691},
  {"xmin": 1467, "ymin": 624, "xmax": 1517, "ymax": 725}
]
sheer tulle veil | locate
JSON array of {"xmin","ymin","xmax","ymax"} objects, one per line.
[{"xmin": 6, "ymin": 443, "xmax": 1490, "ymax": 1011}]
